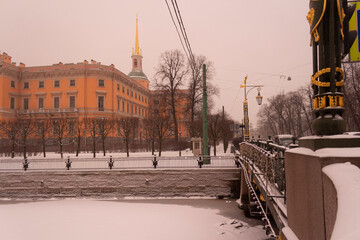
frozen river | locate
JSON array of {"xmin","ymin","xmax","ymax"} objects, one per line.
[{"xmin": 0, "ymin": 199, "xmax": 267, "ymax": 240}]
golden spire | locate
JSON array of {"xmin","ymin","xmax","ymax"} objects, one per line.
[{"xmin": 133, "ymin": 15, "xmax": 142, "ymax": 56}]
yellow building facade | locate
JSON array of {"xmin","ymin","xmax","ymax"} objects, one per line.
[{"xmin": 0, "ymin": 20, "xmax": 150, "ymax": 122}]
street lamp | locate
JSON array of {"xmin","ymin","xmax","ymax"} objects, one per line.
[
  {"xmin": 280, "ymin": 75, "xmax": 292, "ymax": 81},
  {"xmin": 240, "ymin": 76, "xmax": 263, "ymax": 141},
  {"xmin": 178, "ymin": 132, "xmax": 181, "ymax": 156}
]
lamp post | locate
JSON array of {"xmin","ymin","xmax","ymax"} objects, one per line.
[
  {"xmin": 178, "ymin": 132, "xmax": 181, "ymax": 156},
  {"xmin": 240, "ymin": 76, "xmax": 263, "ymax": 141}
]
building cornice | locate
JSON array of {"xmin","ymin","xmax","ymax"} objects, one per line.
[{"xmin": 0, "ymin": 67, "xmax": 20, "ymax": 79}]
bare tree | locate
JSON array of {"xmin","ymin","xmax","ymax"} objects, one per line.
[
  {"xmin": 0, "ymin": 119, "xmax": 20, "ymax": 158},
  {"xmin": 51, "ymin": 117, "xmax": 71, "ymax": 159},
  {"xmin": 155, "ymin": 113, "xmax": 171, "ymax": 157},
  {"xmin": 221, "ymin": 112, "xmax": 233, "ymax": 153},
  {"xmin": 154, "ymin": 50, "xmax": 188, "ymax": 143},
  {"xmin": 143, "ymin": 114, "xmax": 156, "ymax": 155},
  {"xmin": 74, "ymin": 118, "xmax": 85, "ymax": 157},
  {"xmin": 85, "ymin": 118, "xmax": 98, "ymax": 158},
  {"xmin": 116, "ymin": 117, "xmax": 139, "ymax": 157},
  {"xmin": 187, "ymin": 55, "xmax": 218, "ymax": 137},
  {"xmin": 17, "ymin": 119, "xmax": 35, "ymax": 159},
  {"xmin": 208, "ymin": 113, "xmax": 222, "ymax": 156},
  {"xmin": 96, "ymin": 118, "xmax": 114, "ymax": 156},
  {"xmin": 35, "ymin": 118, "xmax": 51, "ymax": 157}
]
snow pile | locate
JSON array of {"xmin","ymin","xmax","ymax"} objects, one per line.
[
  {"xmin": 0, "ymin": 200, "xmax": 267, "ymax": 240},
  {"xmin": 322, "ymin": 162, "xmax": 360, "ymax": 240},
  {"xmin": 288, "ymin": 147, "xmax": 360, "ymax": 158}
]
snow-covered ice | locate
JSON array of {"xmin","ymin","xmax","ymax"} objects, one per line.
[{"xmin": 0, "ymin": 199, "xmax": 267, "ymax": 240}]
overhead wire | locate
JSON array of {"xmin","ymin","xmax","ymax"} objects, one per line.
[
  {"xmin": 172, "ymin": 0, "xmax": 196, "ymax": 66},
  {"xmin": 165, "ymin": 0, "xmax": 197, "ymax": 70},
  {"xmin": 164, "ymin": 0, "xmax": 192, "ymax": 65}
]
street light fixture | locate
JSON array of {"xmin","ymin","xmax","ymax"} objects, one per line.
[
  {"xmin": 256, "ymin": 87, "xmax": 263, "ymax": 105},
  {"xmin": 280, "ymin": 75, "xmax": 292, "ymax": 81},
  {"xmin": 240, "ymin": 76, "xmax": 264, "ymax": 141}
]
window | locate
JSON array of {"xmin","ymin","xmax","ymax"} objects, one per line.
[
  {"xmin": 69, "ymin": 79, "xmax": 76, "ymax": 87},
  {"xmin": 38, "ymin": 98, "xmax": 44, "ymax": 109},
  {"xmin": 38, "ymin": 81, "xmax": 44, "ymax": 88},
  {"xmin": 117, "ymin": 84, "xmax": 120, "ymax": 91},
  {"xmin": 122, "ymin": 86, "xmax": 125, "ymax": 93},
  {"xmin": 131, "ymin": 105, "xmax": 133, "ymax": 114},
  {"xmin": 145, "ymin": 98, "xmax": 147, "ymax": 103},
  {"xmin": 134, "ymin": 59, "xmax": 138, "ymax": 68},
  {"xmin": 98, "ymin": 79, "xmax": 105, "ymax": 87},
  {"xmin": 23, "ymin": 98, "xmax": 29, "ymax": 110},
  {"xmin": 117, "ymin": 99, "xmax": 120, "ymax": 111},
  {"xmin": 98, "ymin": 96, "xmax": 104, "ymax": 111},
  {"xmin": 24, "ymin": 82, "xmax": 29, "ymax": 89},
  {"xmin": 131, "ymin": 91, "xmax": 133, "ymax": 97},
  {"xmin": 54, "ymin": 97, "xmax": 60, "ymax": 109},
  {"xmin": 54, "ymin": 80, "xmax": 60, "ymax": 88},
  {"xmin": 10, "ymin": 97, "xmax": 15, "ymax": 109},
  {"xmin": 127, "ymin": 89, "xmax": 129, "ymax": 96},
  {"xmin": 127, "ymin": 103, "xmax": 129, "ymax": 113},
  {"xmin": 135, "ymin": 106, "xmax": 138, "ymax": 114},
  {"xmin": 142, "ymin": 96, "xmax": 144, "ymax": 102},
  {"xmin": 135, "ymin": 93, "xmax": 137, "ymax": 99},
  {"xmin": 69, "ymin": 96, "xmax": 76, "ymax": 108},
  {"xmin": 122, "ymin": 101, "xmax": 125, "ymax": 112},
  {"xmin": 11, "ymin": 81, "xmax": 15, "ymax": 88}
]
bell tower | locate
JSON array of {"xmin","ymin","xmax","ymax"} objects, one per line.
[{"xmin": 128, "ymin": 16, "xmax": 149, "ymax": 89}]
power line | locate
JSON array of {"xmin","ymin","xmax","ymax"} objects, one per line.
[
  {"xmin": 164, "ymin": 0, "xmax": 191, "ymax": 64},
  {"xmin": 172, "ymin": 0, "xmax": 196, "ymax": 66},
  {"xmin": 165, "ymin": 0, "xmax": 196, "ymax": 69}
]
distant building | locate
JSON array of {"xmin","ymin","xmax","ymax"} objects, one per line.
[
  {"xmin": 150, "ymin": 89, "xmax": 191, "ymax": 139},
  {"xmin": 0, "ymin": 16, "xmax": 190, "ymax": 143}
]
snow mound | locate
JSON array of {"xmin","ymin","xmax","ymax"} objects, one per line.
[{"xmin": 323, "ymin": 162, "xmax": 360, "ymax": 240}]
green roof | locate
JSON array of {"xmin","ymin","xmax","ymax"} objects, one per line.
[{"xmin": 128, "ymin": 70, "xmax": 148, "ymax": 80}]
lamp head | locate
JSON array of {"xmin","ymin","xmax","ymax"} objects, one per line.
[{"xmin": 256, "ymin": 89, "xmax": 263, "ymax": 105}]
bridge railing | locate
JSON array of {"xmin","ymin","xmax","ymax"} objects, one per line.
[{"xmin": 240, "ymin": 140, "xmax": 288, "ymax": 195}]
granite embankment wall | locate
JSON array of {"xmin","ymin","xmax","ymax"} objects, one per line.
[{"xmin": 0, "ymin": 169, "xmax": 240, "ymax": 199}]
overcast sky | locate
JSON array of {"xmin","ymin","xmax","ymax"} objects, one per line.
[{"xmin": 0, "ymin": 0, "xmax": 311, "ymax": 126}]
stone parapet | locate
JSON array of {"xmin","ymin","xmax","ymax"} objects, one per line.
[
  {"xmin": 0, "ymin": 169, "xmax": 240, "ymax": 199},
  {"xmin": 285, "ymin": 147, "xmax": 360, "ymax": 240}
]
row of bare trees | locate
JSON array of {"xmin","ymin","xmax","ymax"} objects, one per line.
[
  {"xmin": 153, "ymin": 50, "xmax": 235, "ymax": 155},
  {"xmin": 153, "ymin": 50, "xmax": 219, "ymax": 141},
  {"xmin": 256, "ymin": 61, "xmax": 360, "ymax": 138},
  {"xmin": 256, "ymin": 87, "xmax": 313, "ymax": 138},
  {"xmin": 0, "ymin": 117, "xmax": 140, "ymax": 159},
  {"xmin": 343, "ymin": 62, "xmax": 360, "ymax": 131}
]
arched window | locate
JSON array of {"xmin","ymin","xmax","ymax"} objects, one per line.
[{"xmin": 134, "ymin": 59, "xmax": 138, "ymax": 68}]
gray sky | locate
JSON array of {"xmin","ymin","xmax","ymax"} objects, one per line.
[{"xmin": 0, "ymin": 0, "xmax": 311, "ymax": 126}]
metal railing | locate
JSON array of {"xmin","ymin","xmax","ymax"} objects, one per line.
[
  {"xmin": 239, "ymin": 140, "xmax": 288, "ymax": 194},
  {"xmin": 0, "ymin": 155, "xmax": 238, "ymax": 171},
  {"xmin": 237, "ymin": 139, "xmax": 298, "ymax": 235}
]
